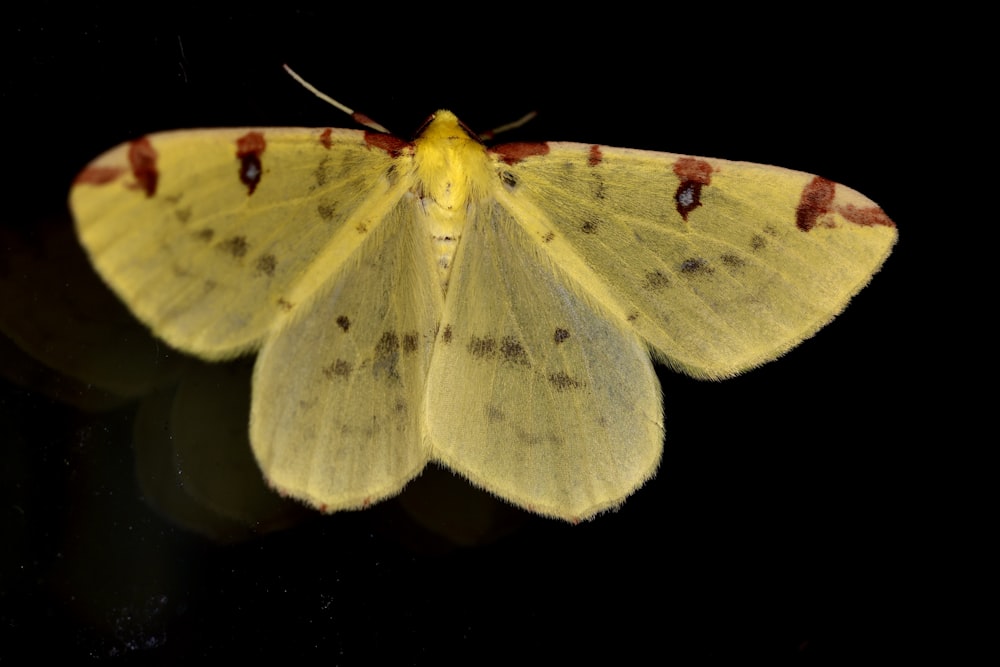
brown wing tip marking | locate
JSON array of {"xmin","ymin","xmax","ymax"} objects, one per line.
[
  {"xmin": 588, "ymin": 145, "xmax": 603, "ymax": 167},
  {"xmin": 319, "ymin": 128, "xmax": 333, "ymax": 149},
  {"xmin": 365, "ymin": 132, "xmax": 411, "ymax": 158},
  {"xmin": 554, "ymin": 328, "xmax": 570, "ymax": 344},
  {"xmin": 840, "ymin": 203, "xmax": 896, "ymax": 229},
  {"xmin": 74, "ymin": 165, "xmax": 126, "ymax": 186},
  {"xmin": 795, "ymin": 176, "xmax": 836, "ymax": 231},
  {"xmin": 402, "ymin": 332, "xmax": 418, "ymax": 353},
  {"xmin": 796, "ymin": 176, "xmax": 896, "ymax": 232},
  {"xmin": 490, "ymin": 142, "xmax": 550, "ymax": 165},
  {"xmin": 125, "ymin": 137, "xmax": 159, "ymax": 197},
  {"xmin": 236, "ymin": 132, "xmax": 266, "ymax": 195},
  {"xmin": 673, "ymin": 158, "xmax": 713, "ymax": 221},
  {"xmin": 441, "ymin": 324, "xmax": 453, "ymax": 344},
  {"xmin": 336, "ymin": 315, "xmax": 351, "ymax": 332}
]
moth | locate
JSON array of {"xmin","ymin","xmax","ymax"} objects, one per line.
[{"xmin": 70, "ymin": 71, "xmax": 896, "ymax": 521}]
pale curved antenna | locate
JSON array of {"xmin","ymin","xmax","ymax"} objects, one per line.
[{"xmin": 283, "ymin": 64, "xmax": 391, "ymax": 134}]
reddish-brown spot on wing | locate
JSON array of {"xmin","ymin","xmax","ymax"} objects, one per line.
[
  {"xmin": 74, "ymin": 165, "xmax": 125, "ymax": 186},
  {"xmin": 588, "ymin": 145, "xmax": 603, "ymax": 167},
  {"xmin": 674, "ymin": 157, "xmax": 713, "ymax": 185},
  {"xmin": 490, "ymin": 142, "xmax": 550, "ymax": 165},
  {"xmin": 128, "ymin": 138, "xmax": 159, "ymax": 197},
  {"xmin": 365, "ymin": 132, "xmax": 410, "ymax": 157},
  {"xmin": 236, "ymin": 131, "xmax": 266, "ymax": 195},
  {"xmin": 839, "ymin": 203, "xmax": 896, "ymax": 228},
  {"xmin": 795, "ymin": 176, "xmax": 836, "ymax": 232},
  {"xmin": 319, "ymin": 128, "xmax": 333, "ymax": 149},
  {"xmin": 672, "ymin": 158, "xmax": 713, "ymax": 221}
]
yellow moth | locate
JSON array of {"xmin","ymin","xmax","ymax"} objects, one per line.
[{"xmin": 69, "ymin": 71, "xmax": 896, "ymax": 522}]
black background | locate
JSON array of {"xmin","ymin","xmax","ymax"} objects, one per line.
[{"xmin": 5, "ymin": 4, "xmax": 934, "ymax": 663}]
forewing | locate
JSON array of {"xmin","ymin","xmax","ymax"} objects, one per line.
[
  {"xmin": 495, "ymin": 142, "xmax": 897, "ymax": 378},
  {"xmin": 70, "ymin": 127, "xmax": 401, "ymax": 358}
]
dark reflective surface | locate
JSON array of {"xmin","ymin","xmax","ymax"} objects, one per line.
[{"xmin": 5, "ymin": 9, "xmax": 923, "ymax": 662}]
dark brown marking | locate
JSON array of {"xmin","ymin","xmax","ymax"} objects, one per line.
[
  {"xmin": 839, "ymin": 204, "xmax": 896, "ymax": 228},
  {"xmin": 365, "ymin": 132, "xmax": 410, "ymax": 157},
  {"xmin": 319, "ymin": 128, "xmax": 333, "ymax": 149},
  {"xmin": 322, "ymin": 359, "xmax": 353, "ymax": 380},
  {"xmin": 549, "ymin": 371, "xmax": 582, "ymax": 391},
  {"xmin": 680, "ymin": 258, "xmax": 713, "ymax": 275},
  {"xmin": 674, "ymin": 157, "xmax": 713, "ymax": 183},
  {"xmin": 218, "ymin": 235, "xmax": 249, "ymax": 258},
  {"xmin": 74, "ymin": 165, "xmax": 125, "ymax": 186},
  {"xmin": 317, "ymin": 203, "xmax": 336, "ymax": 221},
  {"xmin": 376, "ymin": 331, "xmax": 399, "ymax": 354},
  {"xmin": 591, "ymin": 178, "xmax": 606, "ymax": 200},
  {"xmin": 672, "ymin": 157, "xmax": 714, "ymax": 221},
  {"xmin": 256, "ymin": 254, "xmax": 277, "ymax": 277},
  {"xmin": 128, "ymin": 137, "xmax": 159, "ymax": 197},
  {"xmin": 642, "ymin": 270, "xmax": 671, "ymax": 289},
  {"xmin": 486, "ymin": 405, "xmax": 506, "ymax": 423},
  {"xmin": 501, "ymin": 171, "xmax": 518, "ymax": 188},
  {"xmin": 750, "ymin": 234, "xmax": 767, "ymax": 251},
  {"xmin": 588, "ymin": 145, "xmax": 603, "ymax": 167},
  {"xmin": 554, "ymin": 328, "xmax": 570, "ymax": 344},
  {"xmin": 402, "ymin": 332, "xmax": 418, "ymax": 353},
  {"xmin": 314, "ymin": 157, "xmax": 331, "ymax": 186},
  {"xmin": 720, "ymin": 254, "xmax": 746, "ymax": 268},
  {"xmin": 796, "ymin": 176, "xmax": 836, "ymax": 232},
  {"xmin": 336, "ymin": 315, "xmax": 351, "ymax": 332},
  {"xmin": 581, "ymin": 217, "xmax": 600, "ymax": 234},
  {"xmin": 236, "ymin": 132, "xmax": 266, "ymax": 195},
  {"xmin": 500, "ymin": 336, "xmax": 530, "ymax": 366},
  {"xmin": 543, "ymin": 232, "xmax": 555, "ymax": 243},
  {"xmin": 194, "ymin": 228, "xmax": 214, "ymax": 242},
  {"xmin": 374, "ymin": 331, "xmax": 401, "ymax": 380},
  {"xmin": 174, "ymin": 207, "xmax": 192, "ymax": 223},
  {"xmin": 356, "ymin": 222, "xmax": 368, "ymax": 233},
  {"xmin": 277, "ymin": 298, "xmax": 294, "ymax": 311},
  {"xmin": 490, "ymin": 142, "xmax": 551, "ymax": 165},
  {"xmin": 627, "ymin": 311, "xmax": 639, "ymax": 322},
  {"xmin": 468, "ymin": 335, "xmax": 496, "ymax": 359},
  {"xmin": 442, "ymin": 325, "xmax": 453, "ymax": 343}
]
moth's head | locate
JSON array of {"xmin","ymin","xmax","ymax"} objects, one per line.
[{"xmin": 414, "ymin": 110, "xmax": 481, "ymax": 144}]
